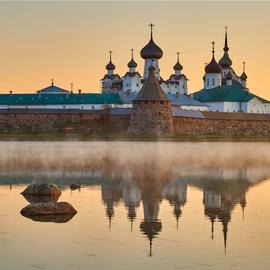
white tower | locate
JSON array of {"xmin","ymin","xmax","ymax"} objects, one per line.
[{"xmin": 122, "ymin": 49, "xmax": 142, "ymax": 92}]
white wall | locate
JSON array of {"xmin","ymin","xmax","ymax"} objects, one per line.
[
  {"xmin": 0, "ymin": 104, "xmax": 109, "ymax": 110},
  {"xmin": 245, "ymin": 97, "xmax": 270, "ymax": 114},
  {"xmin": 143, "ymin": 59, "xmax": 160, "ymax": 79},
  {"xmin": 122, "ymin": 74, "xmax": 141, "ymax": 92},
  {"xmin": 205, "ymin": 102, "xmax": 224, "ymax": 112},
  {"xmin": 223, "ymin": 102, "xmax": 241, "ymax": 112},
  {"xmin": 181, "ymin": 105, "xmax": 209, "ymax": 111},
  {"xmin": 205, "ymin": 73, "xmax": 222, "ymax": 89}
]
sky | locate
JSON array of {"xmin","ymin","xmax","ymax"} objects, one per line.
[{"xmin": 0, "ymin": 1, "xmax": 270, "ymax": 99}]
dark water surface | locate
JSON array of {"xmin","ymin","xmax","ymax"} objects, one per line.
[{"xmin": 0, "ymin": 141, "xmax": 270, "ymax": 270}]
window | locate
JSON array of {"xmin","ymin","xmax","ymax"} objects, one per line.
[
  {"xmin": 92, "ymin": 106, "xmax": 95, "ymax": 110},
  {"xmin": 212, "ymin": 78, "xmax": 215, "ymax": 86},
  {"xmin": 207, "ymin": 79, "xmax": 210, "ymax": 86}
]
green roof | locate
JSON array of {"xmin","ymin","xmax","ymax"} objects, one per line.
[
  {"xmin": 0, "ymin": 93, "xmax": 122, "ymax": 105},
  {"xmin": 192, "ymin": 85, "xmax": 270, "ymax": 103}
]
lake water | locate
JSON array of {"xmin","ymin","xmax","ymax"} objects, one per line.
[{"xmin": 0, "ymin": 141, "xmax": 270, "ymax": 270}]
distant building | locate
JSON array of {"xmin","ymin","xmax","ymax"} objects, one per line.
[
  {"xmin": 1, "ymin": 25, "xmax": 269, "ymax": 114},
  {"xmin": 0, "ymin": 83, "xmax": 122, "ymax": 110},
  {"xmin": 192, "ymin": 29, "xmax": 270, "ymax": 113},
  {"xmin": 100, "ymin": 24, "xmax": 201, "ymax": 111},
  {"xmin": 101, "ymin": 25, "xmax": 270, "ymax": 114}
]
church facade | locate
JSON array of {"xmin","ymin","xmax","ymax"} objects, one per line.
[{"xmin": 101, "ymin": 26, "xmax": 270, "ymax": 114}]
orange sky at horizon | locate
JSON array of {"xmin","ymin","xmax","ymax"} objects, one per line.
[{"xmin": 0, "ymin": 1, "xmax": 270, "ymax": 99}]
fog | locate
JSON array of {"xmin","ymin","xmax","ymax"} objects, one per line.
[{"xmin": 0, "ymin": 141, "xmax": 269, "ymax": 174}]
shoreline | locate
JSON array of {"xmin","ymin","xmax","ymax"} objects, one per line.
[{"xmin": 0, "ymin": 132, "xmax": 269, "ymax": 142}]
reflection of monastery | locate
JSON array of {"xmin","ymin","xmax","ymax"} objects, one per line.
[
  {"xmin": 2, "ymin": 168, "xmax": 268, "ymax": 256},
  {"xmin": 1, "ymin": 25, "xmax": 270, "ymax": 114},
  {"xmin": 101, "ymin": 174, "xmax": 250, "ymax": 256}
]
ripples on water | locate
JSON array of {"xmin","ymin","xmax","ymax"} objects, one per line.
[{"xmin": 0, "ymin": 141, "xmax": 270, "ymax": 270}]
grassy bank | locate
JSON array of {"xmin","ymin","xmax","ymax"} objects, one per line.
[{"xmin": 0, "ymin": 132, "xmax": 269, "ymax": 142}]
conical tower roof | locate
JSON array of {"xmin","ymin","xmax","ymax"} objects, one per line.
[{"xmin": 135, "ymin": 66, "xmax": 168, "ymax": 101}]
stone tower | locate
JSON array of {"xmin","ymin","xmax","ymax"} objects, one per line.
[{"xmin": 128, "ymin": 66, "xmax": 174, "ymax": 136}]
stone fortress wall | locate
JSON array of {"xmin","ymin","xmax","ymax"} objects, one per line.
[{"xmin": 0, "ymin": 109, "xmax": 270, "ymax": 137}]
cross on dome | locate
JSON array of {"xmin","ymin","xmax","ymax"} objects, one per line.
[
  {"xmin": 149, "ymin": 23, "xmax": 155, "ymax": 39},
  {"xmin": 212, "ymin": 41, "xmax": 216, "ymax": 54}
]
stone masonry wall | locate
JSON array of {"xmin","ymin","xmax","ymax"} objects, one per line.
[
  {"xmin": 173, "ymin": 116, "xmax": 270, "ymax": 136},
  {"xmin": 0, "ymin": 109, "xmax": 269, "ymax": 137},
  {"xmin": 0, "ymin": 110, "xmax": 130, "ymax": 136},
  {"xmin": 128, "ymin": 101, "xmax": 174, "ymax": 136}
]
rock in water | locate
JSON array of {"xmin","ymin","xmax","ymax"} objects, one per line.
[
  {"xmin": 70, "ymin": 184, "xmax": 81, "ymax": 190},
  {"xmin": 21, "ymin": 183, "xmax": 62, "ymax": 197},
  {"xmin": 20, "ymin": 202, "xmax": 77, "ymax": 222},
  {"xmin": 22, "ymin": 194, "xmax": 60, "ymax": 204}
]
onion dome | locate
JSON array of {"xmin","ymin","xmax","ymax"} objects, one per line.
[
  {"xmin": 240, "ymin": 61, "xmax": 248, "ymax": 81},
  {"xmin": 128, "ymin": 49, "xmax": 137, "ymax": 68},
  {"xmin": 106, "ymin": 51, "xmax": 115, "ymax": 70},
  {"xmin": 218, "ymin": 27, "xmax": 232, "ymax": 68},
  {"xmin": 106, "ymin": 61, "xmax": 115, "ymax": 70},
  {"xmin": 205, "ymin": 41, "xmax": 222, "ymax": 74},
  {"xmin": 219, "ymin": 53, "xmax": 232, "ymax": 69},
  {"xmin": 226, "ymin": 71, "xmax": 233, "ymax": 80},
  {"xmin": 140, "ymin": 24, "xmax": 163, "ymax": 60},
  {"xmin": 173, "ymin": 52, "xmax": 183, "ymax": 71}
]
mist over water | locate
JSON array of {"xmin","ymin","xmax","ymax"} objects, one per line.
[{"xmin": 0, "ymin": 141, "xmax": 269, "ymax": 175}]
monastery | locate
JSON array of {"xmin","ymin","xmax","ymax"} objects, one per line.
[{"xmin": 0, "ymin": 25, "xmax": 269, "ymax": 114}]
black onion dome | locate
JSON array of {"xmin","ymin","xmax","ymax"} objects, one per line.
[
  {"xmin": 240, "ymin": 72, "xmax": 247, "ymax": 81},
  {"xmin": 205, "ymin": 56, "xmax": 222, "ymax": 74},
  {"xmin": 174, "ymin": 61, "xmax": 183, "ymax": 71},
  {"xmin": 140, "ymin": 37, "xmax": 163, "ymax": 60},
  {"xmin": 226, "ymin": 71, "xmax": 233, "ymax": 80},
  {"xmin": 219, "ymin": 53, "xmax": 232, "ymax": 68},
  {"xmin": 106, "ymin": 61, "xmax": 115, "ymax": 70},
  {"xmin": 128, "ymin": 58, "xmax": 137, "ymax": 68}
]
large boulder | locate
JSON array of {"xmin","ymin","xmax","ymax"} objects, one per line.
[
  {"xmin": 21, "ymin": 202, "xmax": 77, "ymax": 216},
  {"xmin": 20, "ymin": 202, "xmax": 77, "ymax": 223},
  {"xmin": 21, "ymin": 183, "xmax": 62, "ymax": 197}
]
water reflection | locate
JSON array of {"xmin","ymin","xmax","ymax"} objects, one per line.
[
  {"xmin": 20, "ymin": 211, "xmax": 77, "ymax": 223},
  {"xmin": 21, "ymin": 194, "xmax": 60, "ymax": 204},
  {"xmin": 1, "ymin": 165, "xmax": 269, "ymax": 257}
]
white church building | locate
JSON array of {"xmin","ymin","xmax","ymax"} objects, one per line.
[
  {"xmin": 101, "ymin": 25, "xmax": 270, "ymax": 114},
  {"xmin": 101, "ymin": 24, "xmax": 208, "ymax": 112},
  {"xmin": 192, "ymin": 29, "xmax": 270, "ymax": 113}
]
